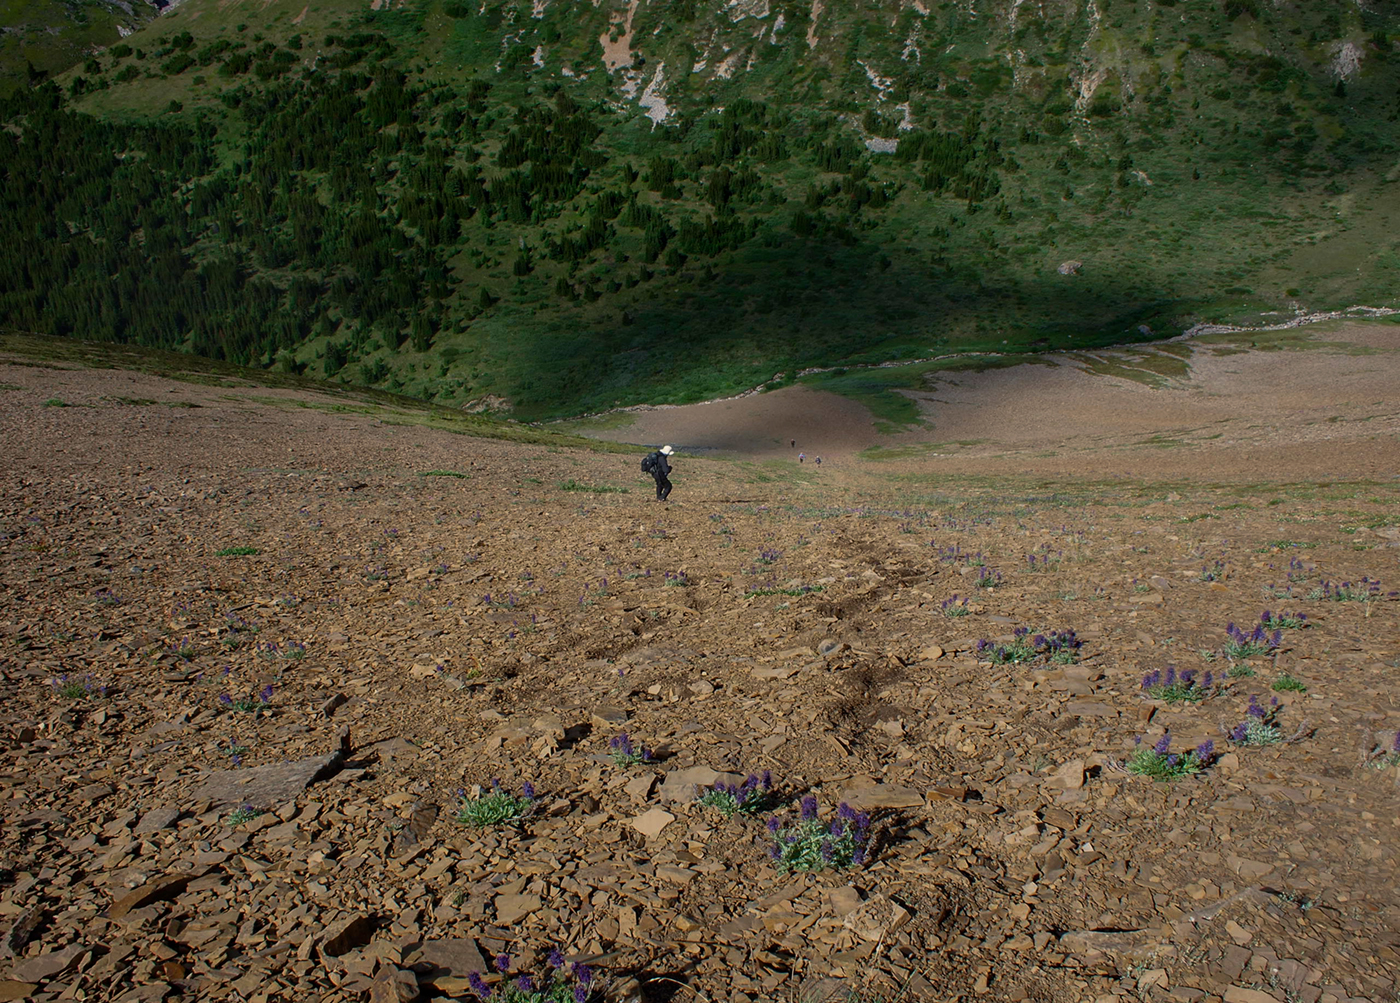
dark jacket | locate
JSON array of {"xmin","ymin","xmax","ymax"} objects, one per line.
[{"xmin": 652, "ymin": 453, "xmax": 672, "ymax": 480}]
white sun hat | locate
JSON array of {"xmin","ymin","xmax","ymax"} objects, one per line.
[{"xmin": 660, "ymin": 445, "xmax": 674, "ymax": 455}]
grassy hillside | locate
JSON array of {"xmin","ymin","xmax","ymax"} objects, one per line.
[
  {"xmin": 0, "ymin": 0, "xmax": 156, "ymax": 97},
  {"xmin": 1, "ymin": 0, "xmax": 1398, "ymax": 419}
]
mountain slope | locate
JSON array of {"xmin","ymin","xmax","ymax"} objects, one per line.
[{"xmin": 1, "ymin": 0, "xmax": 1398, "ymax": 418}]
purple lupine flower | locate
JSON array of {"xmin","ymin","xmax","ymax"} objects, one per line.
[
  {"xmin": 516, "ymin": 975, "xmax": 535, "ymax": 993},
  {"xmin": 259, "ymin": 683, "xmax": 274, "ymax": 702},
  {"xmin": 766, "ymin": 816, "xmax": 781, "ymax": 834},
  {"xmin": 800, "ymin": 795, "xmax": 818, "ymax": 821},
  {"xmin": 1203, "ymin": 671, "xmax": 1213, "ymax": 688},
  {"xmin": 819, "ymin": 840, "xmax": 834, "ymax": 862},
  {"xmin": 467, "ymin": 972, "xmax": 492, "ymax": 999},
  {"xmin": 494, "ymin": 953, "xmax": 511, "ymax": 974},
  {"xmin": 548, "ymin": 948, "xmax": 566, "ymax": 969},
  {"xmin": 572, "ymin": 963, "xmax": 593, "ymax": 986},
  {"xmin": 1393, "ymin": 731, "xmax": 1400, "ymax": 753},
  {"xmin": 521, "ymin": 781, "xmax": 536, "ymax": 800},
  {"xmin": 830, "ymin": 819, "xmax": 845, "ymax": 837},
  {"xmin": 836, "ymin": 802, "xmax": 856, "ymax": 821},
  {"xmin": 761, "ymin": 770, "xmax": 773, "ymax": 790},
  {"xmin": 219, "ymin": 693, "xmax": 233, "ymax": 706},
  {"xmin": 1229, "ymin": 722, "xmax": 1248, "ymax": 743},
  {"xmin": 1152, "ymin": 734, "xmax": 1171, "ymax": 756},
  {"xmin": 574, "ymin": 986, "xmax": 590, "ymax": 1003},
  {"xmin": 1164, "ymin": 665, "xmax": 1177, "ymax": 687},
  {"xmin": 1194, "ymin": 740, "xmax": 1214, "ymax": 763},
  {"xmin": 852, "ymin": 845, "xmax": 866, "ymax": 866}
]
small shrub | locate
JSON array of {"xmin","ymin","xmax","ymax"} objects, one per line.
[
  {"xmin": 1271, "ymin": 673, "xmax": 1307, "ymax": 693},
  {"xmin": 1308, "ymin": 578, "xmax": 1390, "ymax": 602},
  {"xmin": 940, "ymin": 594, "xmax": 971, "ymax": 617},
  {"xmin": 663, "ymin": 571, "xmax": 690, "ymax": 587},
  {"xmin": 557, "ymin": 479, "xmax": 628, "ymax": 494},
  {"xmin": 226, "ymin": 805, "xmax": 263, "ymax": 825},
  {"xmin": 468, "ymin": 950, "xmax": 600, "ymax": 1003},
  {"xmin": 42, "ymin": 398, "xmax": 69, "ymax": 407},
  {"xmin": 1141, "ymin": 665, "xmax": 1215, "ymax": 703},
  {"xmin": 976, "ymin": 627, "xmax": 1082, "ymax": 665},
  {"xmin": 454, "ymin": 780, "xmax": 537, "ymax": 828},
  {"xmin": 1227, "ymin": 694, "xmax": 1291, "ymax": 746},
  {"xmin": 608, "ymin": 733, "xmax": 654, "ymax": 767},
  {"xmin": 768, "ymin": 797, "xmax": 870, "ymax": 873},
  {"xmin": 698, "ymin": 772, "xmax": 779, "ymax": 817},
  {"xmin": 1222, "ymin": 618, "xmax": 1281, "ymax": 660},
  {"xmin": 216, "ymin": 545, "xmax": 259, "ymax": 557},
  {"xmin": 1126, "ymin": 735, "xmax": 1214, "ymax": 780},
  {"xmin": 49, "ymin": 673, "xmax": 107, "ymax": 700},
  {"xmin": 219, "ymin": 683, "xmax": 274, "ymax": 712}
]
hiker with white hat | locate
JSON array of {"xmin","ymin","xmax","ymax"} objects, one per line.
[{"xmin": 640, "ymin": 445, "xmax": 676, "ymax": 502}]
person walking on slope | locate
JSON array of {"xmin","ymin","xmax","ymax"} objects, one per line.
[{"xmin": 641, "ymin": 444, "xmax": 675, "ymax": 502}]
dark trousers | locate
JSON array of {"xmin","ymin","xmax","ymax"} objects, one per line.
[{"xmin": 653, "ymin": 473, "xmax": 672, "ymax": 500}]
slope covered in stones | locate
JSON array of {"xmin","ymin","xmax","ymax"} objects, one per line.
[{"xmin": 1, "ymin": 339, "xmax": 1398, "ymax": 1002}]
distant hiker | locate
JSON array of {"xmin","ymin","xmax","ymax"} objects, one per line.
[
  {"xmin": 815, "ymin": 456, "xmax": 822, "ymax": 467},
  {"xmin": 791, "ymin": 439, "xmax": 796, "ymax": 448},
  {"xmin": 799, "ymin": 453, "xmax": 805, "ymax": 463},
  {"xmin": 641, "ymin": 444, "xmax": 675, "ymax": 501}
]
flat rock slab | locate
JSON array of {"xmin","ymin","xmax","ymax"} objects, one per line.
[
  {"xmin": 0, "ymin": 981, "xmax": 38, "ymax": 1002},
  {"xmin": 133, "ymin": 808, "xmax": 181, "ymax": 834},
  {"xmin": 837, "ymin": 783, "xmax": 925, "ymax": 809},
  {"xmin": 658, "ymin": 766, "xmax": 743, "ymax": 803},
  {"xmin": 189, "ymin": 747, "xmax": 345, "ymax": 809},
  {"xmin": 495, "ymin": 892, "xmax": 542, "ymax": 925},
  {"xmin": 109, "ymin": 873, "xmax": 198, "ymax": 920},
  {"xmin": 9, "ymin": 944, "xmax": 86, "ymax": 983},
  {"xmin": 629, "ymin": 807, "xmax": 675, "ymax": 838},
  {"xmin": 417, "ymin": 938, "xmax": 487, "ymax": 978}
]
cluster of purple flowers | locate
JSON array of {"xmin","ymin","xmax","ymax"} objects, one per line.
[
  {"xmin": 1260, "ymin": 609, "xmax": 1308, "ymax": 629},
  {"xmin": 939, "ymin": 594, "xmax": 970, "ymax": 616},
  {"xmin": 699, "ymin": 772, "xmax": 777, "ymax": 817},
  {"xmin": 467, "ymin": 949, "xmax": 596, "ymax": 1003},
  {"xmin": 1127, "ymin": 733, "xmax": 1216, "ymax": 779},
  {"xmin": 1024, "ymin": 550, "xmax": 1062, "ymax": 570},
  {"xmin": 758, "ymin": 548, "xmax": 782, "ymax": 564},
  {"xmin": 1309, "ymin": 577, "xmax": 1394, "ymax": 601},
  {"xmin": 1228, "ymin": 694, "xmax": 1283, "ymax": 745},
  {"xmin": 767, "ymin": 797, "xmax": 870, "ymax": 873},
  {"xmin": 608, "ymin": 733, "xmax": 653, "ymax": 766},
  {"xmin": 975, "ymin": 567, "xmax": 1004, "ymax": 588},
  {"xmin": 1141, "ymin": 665, "xmax": 1214, "ymax": 702},
  {"xmin": 1223, "ymin": 618, "xmax": 1283, "ymax": 657}
]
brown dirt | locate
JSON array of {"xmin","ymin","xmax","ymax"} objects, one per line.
[{"xmin": 0, "ymin": 336, "xmax": 1398, "ymax": 1003}]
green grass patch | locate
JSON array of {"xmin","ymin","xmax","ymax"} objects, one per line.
[
  {"xmin": 419, "ymin": 469, "xmax": 470, "ymax": 479},
  {"xmin": 215, "ymin": 545, "xmax": 259, "ymax": 556}
]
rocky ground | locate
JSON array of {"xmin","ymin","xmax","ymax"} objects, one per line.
[{"xmin": 0, "ymin": 334, "xmax": 1398, "ymax": 1003}]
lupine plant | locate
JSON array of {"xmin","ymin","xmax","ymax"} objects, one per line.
[
  {"xmin": 219, "ymin": 682, "xmax": 275, "ymax": 713},
  {"xmin": 1260, "ymin": 610, "xmax": 1308, "ymax": 630},
  {"xmin": 1126, "ymin": 735, "xmax": 1215, "ymax": 780},
  {"xmin": 1368, "ymin": 732, "xmax": 1400, "ymax": 770},
  {"xmin": 1308, "ymin": 578, "xmax": 1392, "ymax": 602},
  {"xmin": 1141, "ymin": 666, "xmax": 1215, "ymax": 704},
  {"xmin": 698, "ymin": 772, "xmax": 779, "ymax": 818},
  {"xmin": 454, "ymin": 780, "xmax": 537, "ymax": 828},
  {"xmin": 1222, "ymin": 618, "xmax": 1282, "ymax": 661},
  {"xmin": 1227, "ymin": 695, "xmax": 1286, "ymax": 747},
  {"xmin": 49, "ymin": 673, "xmax": 108, "ymax": 700},
  {"xmin": 940, "ymin": 594, "xmax": 971, "ymax": 617},
  {"xmin": 226, "ymin": 805, "xmax": 263, "ymax": 824},
  {"xmin": 976, "ymin": 627, "xmax": 1082, "ymax": 665},
  {"xmin": 467, "ymin": 950, "xmax": 600, "ymax": 1003},
  {"xmin": 607, "ymin": 733, "xmax": 654, "ymax": 767},
  {"xmin": 974, "ymin": 567, "xmax": 1003, "ymax": 588},
  {"xmin": 768, "ymin": 797, "xmax": 870, "ymax": 873}
]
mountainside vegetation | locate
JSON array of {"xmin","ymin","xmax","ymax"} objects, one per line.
[{"xmin": 1, "ymin": 0, "xmax": 1398, "ymax": 419}]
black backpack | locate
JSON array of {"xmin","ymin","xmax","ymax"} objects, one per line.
[{"xmin": 641, "ymin": 452, "xmax": 659, "ymax": 474}]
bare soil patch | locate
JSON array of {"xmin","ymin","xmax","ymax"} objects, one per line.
[{"xmin": 1, "ymin": 342, "xmax": 1398, "ymax": 1003}]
